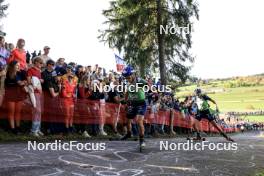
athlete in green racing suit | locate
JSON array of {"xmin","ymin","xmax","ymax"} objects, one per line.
[
  {"xmin": 193, "ymin": 88, "xmax": 234, "ymax": 142},
  {"xmin": 120, "ymin": 66, "xmax": 147, "ymax": 148}
]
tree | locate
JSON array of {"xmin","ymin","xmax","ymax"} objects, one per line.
[
  {"xmin": 99, "ymin": 0, "xmax": 198, "ymax": 85},
  {"xmin": 156, "ymin": 0, "xmax": 166, "ymax": 84},
  {"xmin": 0, "ymin": 0, "xmax": 8, "ymax": 19},
  {"xmin": 0, "ymin": 0, "xmax": 8, "ymax": 36}
]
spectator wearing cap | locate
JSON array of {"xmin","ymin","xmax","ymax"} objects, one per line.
[
  {"xmin": 41, "ymin": 46, "xmax": 52, "ymax": 65},
  {"xmin": 8, "ymin": 39, "xmax": 27, "ymax": 71},
  {"xmin": 61, "ymin": 65, "xmax": 78, "ymax": 134},
  {"xmin": 27, "ymin": 57, "xmax": 44, "ymax": 137},
  {"xmin": 42, "ymin": 59, "xmax": 63, "ymax": 134}
]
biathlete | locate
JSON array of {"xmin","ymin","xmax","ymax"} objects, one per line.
[
  {"xmin": 120, "ymin": 66, "xmax": 147, "ymax": 150},
  {"xmin": 193, "ymin": 88, "xmax": 234, "ymax": 142}
]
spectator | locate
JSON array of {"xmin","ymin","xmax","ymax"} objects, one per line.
[
  {"xmin": 0, "ymin": 36, "xmax": 10, "ymax": 68},
  {"xmin": 76, "ymin": 73, "xmax": 93, "ymax": 138},
  {"xmin": 92, "ymin": 66, "xmax": 103, "ymax": 81},
  {"xmin": 27, "ymin": 57, "xmax": 44, "ymax": 137},
  {"xmin": 75, "ymin": 65, "xmax": 85, "ymax": 81},
  {"xmin": 158, "ymin": 94, "xmax": 171, "ymax": 134},
  {"xmin": 31, "ymin": 51, "xmax": 37, "ymax": 59},
  {"xmin": 0, "ymin": 62, "xmax": 5, "ymax": 106},
  {"xmin": 55, "ymin": 58, "xmax": 67, "ymax": 75},
  {"xmin": 7, "ymin": 43, "xmax": 15, "ymax": 52},
  {"xmin": 107, "ymin": 80, "xmax": 123, "ymax": 137},
  {"xmin": 75, "ymin": 65, "xmax": 92, "ymax": 138},
  {"xmin": 85, "ymin": 65, "xmax": 93, "ymax": 85},
  {"xmin": 26, "ymin": 51, "xmax": 31, "ymax": 64},
  {"xmin": 8, "ymin": 39, "xmax": 27, "ymax": 71},
  {"xmin": 42, "ymin": 60, "xmax": 60, "ymax": 97},
  {"xmin": 167, "ymin": 94, "xmax": 176, "ymax": 135},
  {"xmin": 147, "ymin": 86, "xmax": 160, "ymax": 136},
  {"xmin": 61, "ymin": 65, "xmax": 78, "ymax": 134},
  {"xmin": 41, "ymin": 46, "xmax": 52, "ymax": 65},
  {"xmin": 78, "ymin": 74, "xmax": 91, "ymax": 99},
  {"xmin": 89, "ymin": 80, "xmax": 107, "ymax": 136},
  {"xmin": 42, "ymin": 59, "xmax": 63, "ymax": 134},
  {"xmin": 4, "ymin": 61, "xmax": 27, "ymax": 134},
  {"xmin": 93, "ymin": 64, "xmax": 99, "ymax": 73},
  {"xmin": 0, "ymin": 36, "xmax": 9, "ymax": 102}
]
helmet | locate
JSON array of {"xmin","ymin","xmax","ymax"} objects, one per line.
[
  {"xmin": 194, "ymin": 88, "xmax": 202, "ymax": 95},
  {"xmin": 122, "ymin": 65, "xmax": 135, "ymax": 77}
]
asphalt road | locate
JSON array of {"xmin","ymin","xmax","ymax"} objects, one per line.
[{"xmin": 0, "ymin": 132, "xmax": 263, "ymax": 176}]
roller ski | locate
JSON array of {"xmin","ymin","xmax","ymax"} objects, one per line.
[
  {"xmin": 192, "ymin": 136, "xmax": 206, "ymax": 141},
  {"xmin": 120, "ymin": 132, "xmax": 131, "ymax": 141},
  {"xmin": 139, "ymin": 137, "xmax": 146, "ymax": 152},
  {"xmin": 221, "ymin": 132, "xmax": 235, "ymax": 142},
  {"xmin": 186, "ymin": 136, "xmax": 206, "ymax": 141},
  {"xmin": 191, "ymin": 131, "xmax": 206, "ymax": 141}
]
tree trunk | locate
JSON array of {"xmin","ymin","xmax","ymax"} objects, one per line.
[
  {"xmin": 139, "ymin": 62, "xmax": 146, "ymax": 78},
  {"xmin": 156, "ymin": 0, "xmax": 166, "ymax": 85}
]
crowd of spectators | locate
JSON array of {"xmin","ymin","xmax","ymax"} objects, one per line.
[
  {"xmin": 0, "ymin": 37, "xmax": 260, "ymax": 139},
  {"xmin": 228, "ymin": 111, "xmax": 264, "ymax": 116},
  {"xmin": 225, "ymin": 114, "xmax": 264, "ymax": 132}
]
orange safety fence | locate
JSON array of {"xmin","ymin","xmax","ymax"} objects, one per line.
[{"xmin": 0, "ymin": 94, "xmax": 237, "ymax": 133}]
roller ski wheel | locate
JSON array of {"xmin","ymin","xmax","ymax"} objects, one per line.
[{"xmin": 139, "ymin": 141, "xmax": 146, "ymax": 152}]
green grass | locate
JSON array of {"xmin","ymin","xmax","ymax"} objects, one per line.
[
  {"xmin": 243, "ymin": 115, "xmax": 264, "ymax": 122},
  {"xmin": 210, "ymin": 86, "xmax": 264, "ymax": 111},
  {"xmin": 177, "ymin": 85, "xmax": 264, "ymax": 112},
  {"xmin": 256, "ymin": 172, "xmax": 264, "ymax": 176}
]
